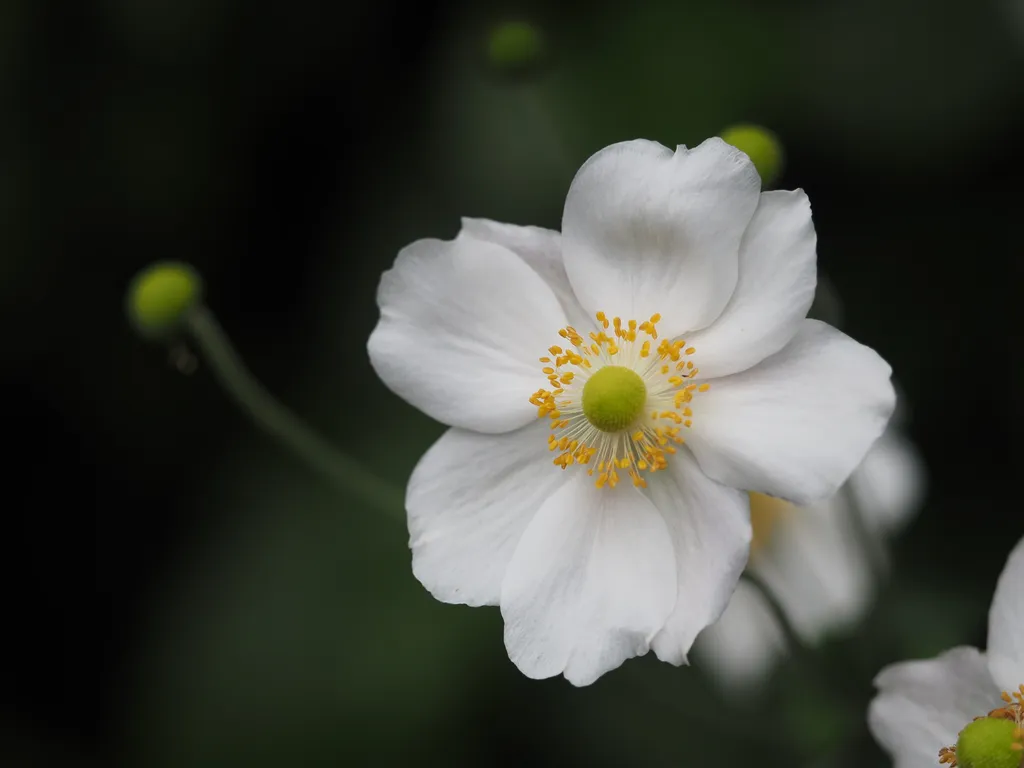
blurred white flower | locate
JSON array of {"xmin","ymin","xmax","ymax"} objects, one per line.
[
  {"xmin": 694, "ymin": 419, "xmax": 925, "ymax": 690},
  {"xmin": 868, "ymin": 537, "xmax": 1024, "ymax": 768},
  {"xmin": 368, "ymin": 137, "xmax": 895, "ymax": 686}
]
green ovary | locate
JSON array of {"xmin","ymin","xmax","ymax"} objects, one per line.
[
  {"xmin": 955, "ymin": 717, "xmax": 1023, "ymax": 768},
  {"xmin": 582, "ymin": 366, "xmax": 647, "ymax": 433}
]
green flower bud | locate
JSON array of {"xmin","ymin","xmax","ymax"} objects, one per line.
[
  {"xmin": 486, "ymin": 21, "xmax": 545, "ymax": 76},
  {"xmin": 720, "ymin": 124, "xmax": 785, "ymax": 188},
  {"xmin": 126, "ymin": 261, "xmax": 203, "ymax": 341}
]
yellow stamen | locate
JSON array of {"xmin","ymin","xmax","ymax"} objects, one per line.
[{"xmin": 530, "ymin": 310, "xmax": 712, "ymax": 489}]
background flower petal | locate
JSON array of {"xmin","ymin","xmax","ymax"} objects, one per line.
[
  {"xmin": 686, "ymin": 320, "xmax": 895, "ymax": 505},
  {"xmin": 645, "ymin": 449, "xmax": 752, "ymax": 666},
  {"xmin": 987, "ymin": 535, "xmax": 1024, "ymax": 693},
  {"xmin": 684, "ymin": 190, "xmax": 817, "ymax": 378},
  {"xmin": 368, "ymin": 233, "xmax": 566, "ymax": 434},
  {"xmin": 752, "ymin": 493, "xmax": 873, "ymax": 644},
  {"xmin": 408, "ymin": 420, "xmax": 569, "ymax": 607},
  {"xmin": 848, "ymin": 425, "xmax": 927, "ymax": 537},
  {"xmin": 500, "ymin": 475, "xmax": 676, "ymax": 686},
  {"xmin": 868, "ymin": 647, "xmax": 997, "ymax": 768},
  {"xmin": 561, "ymin": 138, "xmax": 760, "ymax": 339},
  {"xmin": 692, "ymin": 579, "xmax": 786, "ymax": 691}
]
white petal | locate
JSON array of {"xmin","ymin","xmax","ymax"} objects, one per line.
[
  {"xmin": 459, "ymin": 218, "xmax": 592, "ymax": 331},
  {"xmin": 692, "ymin": 579, "xmax": 787, "ymax": 691},
  {"xmin": 500, "ymin": 475, "xmax": 676, "ymax": 686},
  {"xmin": 685, "ymin": 190, "xmax": 818, "ymax": 378},
  {"xmin": 368, "ymin": 233, "xmax": 567, "ymax": 433},
  {"xmin": 848, "ymin": 426, "xmax": 926, "ymax": 537},
  {"xmin": 752, "ymin": 494, "xmax": 873, "ymax": 644},
  {"xmin": 646, "ymin": 449, "xmax": 752, "ymax": 665},
  {"xmin": 987, "ymin": 535, "xmax": 1024, "ymax": 692},
  {"xmin": 868, "ymin": 647, "xmax": 998, "ymax": 768},
  {"xmin": 687, "ymin": 320, "xmax": 896, "ymax": 505},
  {"xmin": 407, "ymin": 420, "xmax": 568, "ymax": 607},
  {"xmin": 561, "ymin": 138, "xmax": 761, "ymax": 339}
]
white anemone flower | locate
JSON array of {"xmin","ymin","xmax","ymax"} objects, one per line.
[
  {"xmin": 694, "ymin": 418, "xmax": 926, "ymax": 690},
  {"xmin": 368, "ymin": 138, "xmax": 896, "ymax": 686},
  {"xmin": 868, "ymin": 536, "xmax": 1024, "ymax": 768}
]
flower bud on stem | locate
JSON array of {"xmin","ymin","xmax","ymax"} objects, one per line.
[{"xmin": 126, "ymin": 263, "xmax": 403, "ymax": 519}]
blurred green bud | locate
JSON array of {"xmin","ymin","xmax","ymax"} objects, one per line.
[
  {"xmin": 953, "ymin": 716, "xmax": 1021, "ymax": 768},
  {"xmin": 720, "ymin": 124, "xmax": 784, "ymax": 188},
  {"xmin": 486, "ymin": 21, "xmax": 545, "ymax": 75},
  {"xmin": 126, "ymin": 261, "xmax": 203, "ymax": 340}
]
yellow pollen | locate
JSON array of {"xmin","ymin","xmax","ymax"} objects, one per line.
[{"xmin": 530, "ymin": 311, "xmax": 712, "ymax": 489}]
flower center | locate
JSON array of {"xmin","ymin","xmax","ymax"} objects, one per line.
[
  {"xmin": 529, "ymin": 311, "xmax": 709, "ymax": 490},
  {"xmin": 581, "ymin": 366, "xmax": 646, "ymax": 432},
  {"xmin": 939, "ymin": 685, "xmax": 1024, "ymax": 768},
  {"xmin": 749, "ymin": 493, "xmax": 794, "ymax": 556}
]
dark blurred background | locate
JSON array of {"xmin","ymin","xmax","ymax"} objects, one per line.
[{"xmin": 3, "ymin": 0, "xmax": 1022, "ymax": 765}]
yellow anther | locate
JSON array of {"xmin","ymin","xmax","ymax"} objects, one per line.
[
  {"xmin": 698, "ymin": 383, "xmax": 710, "ymax": 392},
  {"xmin": 533, "ymin": 309, "xmax": 715, "ymax": 490},
  {"xmin": 685, "ymin": 346, "xmax": 696, "ymax": 355}
]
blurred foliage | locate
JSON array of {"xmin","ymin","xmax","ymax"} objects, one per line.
[{"xmin": 2, "ymin": 0, "xmax": 1022, "ymax": 766}]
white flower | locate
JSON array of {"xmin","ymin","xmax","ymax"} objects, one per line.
[
  {"xmin": 694, "ymin": 418, "xmax": 926, "ymax": 690},
  {"xmin": 868, "ymin": 536, "xmax": 1024, "ymax": 768},
  {"xmin": 368, "ymin": 137, "xmax": 896, "ymax": 686}
]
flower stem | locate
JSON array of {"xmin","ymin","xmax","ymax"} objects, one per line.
[
  {"xmin": 517, "ymin": 84, "xmax": 577, "ymax": 181},
  {"xmin": 742, "ymin": 570, "xmax": 849, "ymax": 698},
  {"xmin": 741, "ymin": 570, "xmax": 809, "ymax": 658},
  {"xmin": 184, "ymin": 305, "xmax": 405, "ymax": 519}
]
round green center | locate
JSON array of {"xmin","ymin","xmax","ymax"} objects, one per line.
[
  {"xmin": 956, "ymin": 717, "xmax": 1022, "ymax": 768},
  {"xmin": 582, "ymin": 366, "xmax": 647, "ymax": 433}
]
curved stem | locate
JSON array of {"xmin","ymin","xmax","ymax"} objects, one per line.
[
  {"xmin": 184, "ymin": 305, "xmax": 404, "ymax": 520},
  {"xmin": 741, "ymin": 570, "xmax": 810, "ymax": 660}
]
